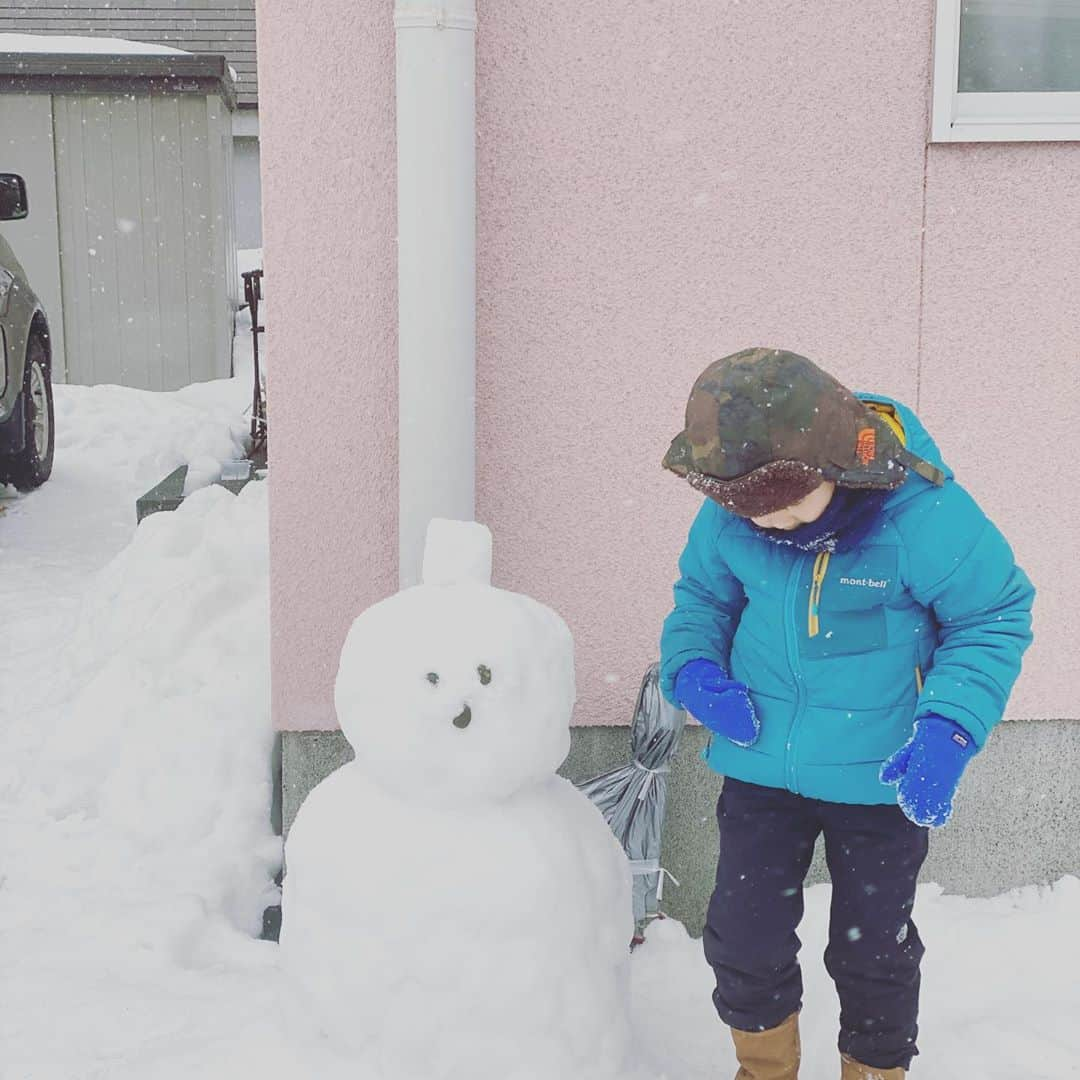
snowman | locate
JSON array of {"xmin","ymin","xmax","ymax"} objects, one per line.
[{"xmin": 280, "ymin": 519, "xmax": 634, "ymax": 1080}]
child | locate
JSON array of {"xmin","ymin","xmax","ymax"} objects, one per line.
[{"xmin": 659, "ymin": 348, "xmax": 1034, "ymax": 1079}]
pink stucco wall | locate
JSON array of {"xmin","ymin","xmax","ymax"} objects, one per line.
[
  {"xmin": 919, "ymin": 142, "xmax": 1080, "ymax": 719},
  {"xmin": 261, "ymin": 1, "xmax": 1068, "ymax": 732},
  {"xmin": 258, "ymin": 0, "xmax": 398, "ymax": 731}
]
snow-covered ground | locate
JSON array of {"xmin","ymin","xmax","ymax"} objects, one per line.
[{"xmin": 2, "ymin": 368, "xmax": 1079, "ymax": 1078}]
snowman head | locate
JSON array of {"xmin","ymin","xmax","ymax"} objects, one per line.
[{"xmin": 334, "ymin": 520, "xmax": 575, "ymax": 805}]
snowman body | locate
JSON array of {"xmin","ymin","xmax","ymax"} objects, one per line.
[{"xmin": 280, "ymin": 522, "xmax": 634, "ymax": 1080}]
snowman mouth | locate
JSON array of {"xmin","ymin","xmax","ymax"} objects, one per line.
[{"xmin": 452, "ymin": 705, "xmax": 472, "ymax": 729}]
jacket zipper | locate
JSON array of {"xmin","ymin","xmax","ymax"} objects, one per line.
[
  {"xmin": 783, "ymin": 557, "xmax": 808, "ymax": 793},
  {"xmin": 807, "ymin": 551, "xmax": 831, "ymax": 638}
]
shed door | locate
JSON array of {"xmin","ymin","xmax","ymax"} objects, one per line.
[{"xmin": 53, "ymin": 92, "xmax": 228, "ymax": 390}]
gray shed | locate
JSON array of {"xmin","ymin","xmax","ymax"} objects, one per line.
[{"xmin": 0, "ymin": 39, "xmax": 239, "ymax": 390}]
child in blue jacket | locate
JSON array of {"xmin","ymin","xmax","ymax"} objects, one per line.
[{"xmin": 659, "ymin": 348, "xmax": 1034, "ymax": 1080}]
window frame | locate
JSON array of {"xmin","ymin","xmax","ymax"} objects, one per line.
[{"xmin": 931, "ymin": 0, "xmax": 1080, "ymax": 142}]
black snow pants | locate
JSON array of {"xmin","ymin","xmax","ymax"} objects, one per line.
[{"xmin": 703, "ymin": 778, "xmax": 930, "ymax": 1072}]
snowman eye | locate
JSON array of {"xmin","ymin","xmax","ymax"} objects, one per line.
[
  {"xmin": 477, "ymin": 664, "xmax": 492, "ymax": 686},
  {"xmin": 426, "ymin": 672, "xmax": 440, "ymax": 686}
]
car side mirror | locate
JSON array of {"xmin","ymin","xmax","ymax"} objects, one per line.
[{"xmin": 0, "ymin": 174, "xmax": 28, "ymax": 221}]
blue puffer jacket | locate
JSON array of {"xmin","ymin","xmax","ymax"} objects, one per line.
[{"xmin": 659, "ymin": 395, "xmax": 1035, "ymax": 805}]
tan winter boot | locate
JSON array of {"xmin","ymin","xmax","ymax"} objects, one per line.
[
  {"xmin": 840, "ymin": 1053, "xmax": 905, "ymax": 1079},
  {"xmin": 730, "ymin": 1012, "xmax": 800, "ymax": 1079}
]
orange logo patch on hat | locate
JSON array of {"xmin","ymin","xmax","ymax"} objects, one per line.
[{"xmin": 855, "ymin": 427, "xmax": 876, "ymax": 465}]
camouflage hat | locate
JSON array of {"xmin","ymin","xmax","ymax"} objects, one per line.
[{"xmin": 662, "ymin": 347, "xmax": 941, "ymax": 518}]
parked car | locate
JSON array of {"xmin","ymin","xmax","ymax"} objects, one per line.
[{"xmin": 0, "ymin": 173, "xmax": 54, "ymax": 490}]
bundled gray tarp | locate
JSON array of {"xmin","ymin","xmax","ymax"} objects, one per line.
[{"xmin": 577, "ymin": 662, "xmax": 686, "ymax": 940}]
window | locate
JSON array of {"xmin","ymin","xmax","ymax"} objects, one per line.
[{"xmin": 932, "ymin": 0, "xmax": 1080, "ymax": 141}]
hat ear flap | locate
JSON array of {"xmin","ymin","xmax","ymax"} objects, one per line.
[{"xmin": 832, "ymin": 413, "xmax": 908, "ymax": 489}]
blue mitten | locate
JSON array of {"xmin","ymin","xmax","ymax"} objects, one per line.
[
  {"xmin": 880, "ymin": 714, "xmax": 978, "ymax": 828},
  {"xmin": 673, "ymin": 658, "xmax": 760, "ymax": 747}
]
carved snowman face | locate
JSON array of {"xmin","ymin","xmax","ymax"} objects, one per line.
[{"xmin": 334, "ymin": 581, "xmax": 575, "ymax": 805}]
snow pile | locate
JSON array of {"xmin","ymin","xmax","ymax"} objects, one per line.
[
  {"xmin": 34, "ymin": 481, "xmax": 278, "ymax": 910},
  {"xmin": 0, "ymin": 32, "xmax": 190, "ymax": 55},
  {"xmin": 52, "ymin": 378, "xmax": 250, "ymax": 499},
  {"xmin": 282, "ymin": 520, "xmax": 636, "ymax": 1079},
  {"xmin": 0, "ymin": 481, "xmax": 281, "ymax": 1079}
]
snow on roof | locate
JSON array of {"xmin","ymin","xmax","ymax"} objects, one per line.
[{"xmin": 0, "ymin": 33, "xmax": 191, "ymax": 57}]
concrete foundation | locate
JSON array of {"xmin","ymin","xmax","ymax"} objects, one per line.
[{"xmin": 280, "ymin": 719, "xmax": 1080, "ymax": 938}]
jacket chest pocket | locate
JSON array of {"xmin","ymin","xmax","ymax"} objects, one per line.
[{"xmin": 801, "ymin": 547, "xmax": 898, "ymax": 659}]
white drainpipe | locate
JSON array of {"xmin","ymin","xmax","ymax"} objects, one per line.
[{"xmin": 394, "ymin": 0, "xmax": 478, "ymax": 588}]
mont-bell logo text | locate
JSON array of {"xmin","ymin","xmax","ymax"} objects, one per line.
[{"xmin": 838, "ymin": 576, "xmax": 890, "ymax": 589}]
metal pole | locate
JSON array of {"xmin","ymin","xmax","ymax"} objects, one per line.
[
  {"xmin": 394, "ymin": 0, "xmax": 478, "ymax": 588},
  {"xmin": 242, "ymin": 269, "xmax": 265, "ymax": 445}
]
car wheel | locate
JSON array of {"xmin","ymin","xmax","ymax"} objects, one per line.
[{"xmin": 0, "ymin": 334, "xmax": 54, "ymax": 490}]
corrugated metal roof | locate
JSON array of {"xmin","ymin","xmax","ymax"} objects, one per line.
[{"xmin": 0, "ymin": 1, "xmax": 257, "ymax": 107}]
